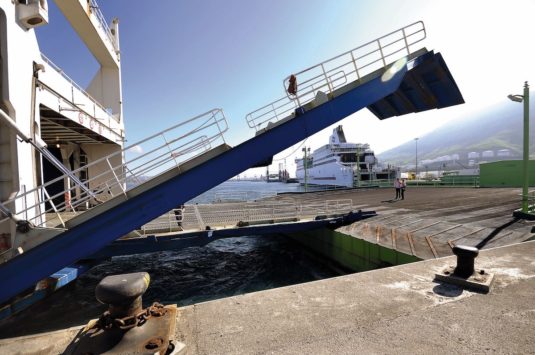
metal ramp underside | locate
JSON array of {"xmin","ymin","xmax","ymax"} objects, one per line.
[
  {"xmin": 0, "ymin": 54, "xmax": 464, "ymax": 303},
  {"xmin": 367, "ymin": 51, "xmax": 464, "ymax": 119}
]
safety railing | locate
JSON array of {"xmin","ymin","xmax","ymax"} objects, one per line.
[
  {"xmin": 40, "ymin": 53, "xmax": 120, "ymax": 124},
  {"xmin": 246, "ymin": 21, "xmax": 426, "ymax": 131},
  {"xmin": 89, "ymin": 0, "xmax": 118, "ymax": 51},
  {"xmin": 138, "ymin": 198, "xmax": 354, "ymax": 235},
  {"xmin": 0, "ymin": 109, "xmax": 228, "ymax": 229},
  {"xmin": 213, "ymin": 191, "xmax": 277, "ymax": 203}
]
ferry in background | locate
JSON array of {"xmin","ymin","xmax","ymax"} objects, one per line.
[{"xmin": 295, "ymin": 126, "xmax": 398, "ymax": 188}]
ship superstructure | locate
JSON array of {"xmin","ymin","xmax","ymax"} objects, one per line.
[{"xmin": 295, "ymin": 126, "xmax": 398, "ymax": 188}]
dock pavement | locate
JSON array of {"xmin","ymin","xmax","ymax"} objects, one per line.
[{"xmin": 279, "ymin": 187, "xmax": 535, "ymax": 259}]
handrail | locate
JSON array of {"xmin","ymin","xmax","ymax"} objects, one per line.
[
  {"xmin": 245, "ymin": 21, "xmax": 426, "ymax": 131},
  {"xmin": 89, "ymin": 0, "xmax": 118, "ymax": 51},
  {"xmin": 40, "ymin": 53, "xmax": 120, "ymax": 123},
  {"xmin": 1, "ymin": 109, "xmax": 228, "ymax": 229},
  {"xmin": 139, "ymin": 198, "xmax": 354, "ymax": 234},
  {"xmin": 213, "ymin": 191, "xmax": 277, "ymax": 203},
  {"xmin": 38, "ymin": 80, "xmax": 122, "ymax": 140}
]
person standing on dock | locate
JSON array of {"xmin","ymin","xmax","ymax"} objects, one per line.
[
  {"xmin": 394, "ymin": 178, "xmax": 401, "ymax": 200},
  {"xmin": 400, "ymin": 179, "xmax": 406, "ymax": 200}
]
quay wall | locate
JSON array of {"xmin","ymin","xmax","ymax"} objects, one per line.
[{"xmin": 286, "ymin": 228, "xmax": 419, "ymax": 272}]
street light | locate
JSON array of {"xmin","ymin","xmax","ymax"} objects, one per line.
[
  {"xmin": 508, "ymin": 81, "xmax": 530, "ymax": 213},
  {"xmin": 302, "ymin": 147, "xmax": 310, "ymax": 192},
  {"xmin": 414, "ymin": 137, "xmax": 419, "ymax": 182}
]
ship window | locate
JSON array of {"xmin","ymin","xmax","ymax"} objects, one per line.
[{"xmin": 340, "ymin": 153, "xmax": 358, "ymax": 163}]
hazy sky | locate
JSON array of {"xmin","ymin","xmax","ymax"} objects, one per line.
[{"xmin": 36, "ymin": 0, "xmax": 534, "ymax": 176}]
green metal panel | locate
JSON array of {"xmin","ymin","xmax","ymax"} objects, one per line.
[
  {"xmin": 480, "ymin": 160, "xmax": 535, "ymax": 187},
  {"xmin": 440, "ymin": 175, "xmax": 479, "ymax": 186},
  {"xmin": 286, "ymin": 229, "xmax": 420, "ymax": 273}
]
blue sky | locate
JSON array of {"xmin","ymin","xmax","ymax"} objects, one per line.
[{"xmin": 36, "ymin": 0, "xmax": 534, "ymax": 176}]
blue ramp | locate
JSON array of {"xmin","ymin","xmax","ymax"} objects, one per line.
[
  {"xmin": 0, "ymin": 30, "xmax": 464, "ymax": 305},
  {"xmin": 368, "ymin": 51, "xmax": 464, "ymax": 119}
]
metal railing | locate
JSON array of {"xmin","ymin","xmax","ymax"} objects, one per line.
[
  {"xmin": 89, "ymin": 0, "xmax": 118, "ymax": 51},
  {"xmin": 246, "ymin": 21, "xmax": 426, "ymax": 131},
  {"xmin": 40, "ymin": 53, "xmax": 120, "ymax": 124},
  {"xmin": 0, "ymin": 109, "xmax": 228, "ymax": 229},
  {"xmin": 213, "ymin": 191, "xmax": 277, "ymax": 203},
  {"xmin": 139, "ymin": 198, "xmax": 354, "ymax": 235}
]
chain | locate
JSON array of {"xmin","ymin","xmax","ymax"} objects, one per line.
[{"xmin": 97, "ymin": 302, "xmax": 167, "ymax": 330}]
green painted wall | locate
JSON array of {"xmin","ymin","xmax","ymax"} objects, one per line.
[
  {"xmin": 480, "ymin": 160, "xmax": 535, "ymax": 187},
  {"xmin": 286, "ymin": 228, "xmax": 420, "ymax": 273}
]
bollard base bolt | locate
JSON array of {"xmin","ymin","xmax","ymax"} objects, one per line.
[{"xmin": 435, "ymin": 266, "xmax": 494, "ymax": 293}]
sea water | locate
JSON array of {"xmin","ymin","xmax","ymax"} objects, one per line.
[{"xmin": 0, "ymin": 181, "xmax": 342, "ymax": 336}]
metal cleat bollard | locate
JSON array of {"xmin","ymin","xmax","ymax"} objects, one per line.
[
  {"xmin": 67, "ymin": 272, "xmax": 184, "ymax": 354},
  {"xmin": 435, "ymin": 244, "xmax": 494, "ymax": 293},
  {"xmin": 452, "ymin": 245, "xmax": 479, "ymax": 278},
  {"xmin": 95, "ymin": 272, "xmax": 150, "ymax": 319}
]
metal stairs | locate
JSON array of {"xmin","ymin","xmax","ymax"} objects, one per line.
[{"xmin": 0, "ymin": 21, "xmax": 464, "ymax": 304}]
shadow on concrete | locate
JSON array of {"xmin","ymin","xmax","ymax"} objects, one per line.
[
  {"xmin": 381, "ymin": 199, "xmax": 399, "ymax": 203},
  {"xmin": 475, "ymin": 218, "xmax": 520, "ymax": 249},
  {"xmin": 432, "ymin": 282, "xmax": 464, "ymax": 298}
]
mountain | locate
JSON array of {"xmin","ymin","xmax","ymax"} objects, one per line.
[{"xmin": 377, "ymin": 95, "xmax": 535, "ymax": 170}]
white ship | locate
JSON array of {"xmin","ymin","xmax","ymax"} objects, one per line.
[{"xmin": 295, "ymin": 126, "xmax": 398, "ymax": 188}]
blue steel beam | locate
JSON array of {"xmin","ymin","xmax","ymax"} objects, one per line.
[{"xmin": 0, "ymin": 51, "xmax": 462, "ymax": 304}]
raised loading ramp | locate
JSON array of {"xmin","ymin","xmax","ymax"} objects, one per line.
[{"xmin": 0, "ymin": 22, "xmax": 464, "ymax": 304}]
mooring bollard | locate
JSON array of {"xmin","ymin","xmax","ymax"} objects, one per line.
[
  {"xmin": 452, "ymin": 245, "xmax": 479, "ymax": 278},
  {"xmin": 95, "ymin": 272, "xmax": 150, "ymax": 318}
]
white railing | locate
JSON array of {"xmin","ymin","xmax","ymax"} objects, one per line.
[
  {"xmin": 139, "ymin": 198, "xmax": 354, "ymax": 235},
  {"xmin": 213, "ymin": 191, "xmax": 276, "ymax": 203},
  {"xmin": 0, "ymin": 109, "xmax": 228, "ymax": 229},
  {"xmin": 40, "ymin": 53, "xmax": 120, "ymax": 124},
  {"xmin": 246, "ymin": 21, "xmax": 426, "ymax": 131},
  {"xmin": 89, "ymin": 0, "xmax": 118, "ymax": 51}
]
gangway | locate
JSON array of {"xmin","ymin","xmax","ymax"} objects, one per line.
[{"xmin": 0, "ymin": 21, "xmax": 464, "ymax": 304}]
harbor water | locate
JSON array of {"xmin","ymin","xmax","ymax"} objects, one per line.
[{"xmin": 0, "ymin": 181, "xmax": 344, "ymax": 337}]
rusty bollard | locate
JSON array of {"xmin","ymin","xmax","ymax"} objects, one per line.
[{"xmin": 95, "ymin": 272, "xmax": 150, "ymax": 319}]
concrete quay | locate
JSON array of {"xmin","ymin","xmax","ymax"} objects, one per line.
[
  {"xmin": 1, "ymin": 187, "xmax": 535, "ymax": 353},
  {"xmin": 171, "ymin": 240, "xmax": 535, "ymax": 354},
  {"xmin": 1, "ymin": 241, "xmax": 534, "ymax": 353},
  {"xmin": 282, "ymin": 187, "xmax": 535, "ymax": 260}
]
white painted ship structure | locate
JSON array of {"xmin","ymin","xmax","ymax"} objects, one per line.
[
  {"xmin": 295, "ymin": 126, "xmax": 398, "ymax": 188},
  {"xmin": 0, "ymin": 0, "xmax": 125, "ymax": 252}
]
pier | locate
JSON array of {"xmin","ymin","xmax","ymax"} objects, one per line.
[
  {"xmin": 1, "ymin": 238, "xmax": 534, "ymax": 353},
  {"xmin": 279, "ymin": 187, "xmax": 533, "ymax": 268}
]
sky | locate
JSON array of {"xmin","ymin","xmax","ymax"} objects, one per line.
[{"xmin": 36, "ymin": 0, "xmax": 535, "ymax": 177}]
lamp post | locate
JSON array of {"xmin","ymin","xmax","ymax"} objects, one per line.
[
  {"xmin": 302, "ymin": 147, "xmax": 310, "ymax": 192},
  {"xmin": 355, "ymin": 147, "xmax": 361, "ymax": 188},
  {"xmin": 414, "ymin": 137, "xmax": 419, "ymax": 182},
  {"xmin": 508, "ymin": 81, "xmax": 530, "ymax": 213}
]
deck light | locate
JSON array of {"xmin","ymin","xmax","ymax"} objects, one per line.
[
  {"xmin": 507, "ymin": 94, "xmax": 523, "ymax": 103},
  {"xmin": 508, "ymin": 82, "xmax": 530, "ymax": 214}
]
